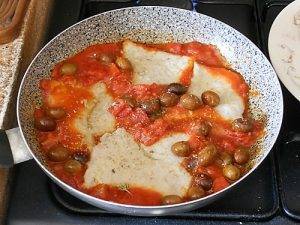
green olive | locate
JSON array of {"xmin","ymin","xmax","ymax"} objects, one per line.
[
  {"xmin": 234, "ymin": 148, "xmax": 250, "ymax": 165},
  {"xmin": 47, "ymin": 146, "xmax": 70, "ymax": 162},
  {"xmin": 116, "ymin": 57, "xmax": 132, "ymax": 70},
  {"xmin": 193, "ymin": 173, "xmax": 213, "ymax": 191},
  {"xmin": 162, "ymin": 195, "xmax": 183, "ymax": 205},
  {"xmin": 180, "ymin": 94, "xmax": 202, "ymax": 110},
  {"xmin": 201, "ymin": 90, "xmax": 220, "ymax": 107},
  {"xmin": 64, "ymin": 159, "xmax": 82, "ymax": 174},
  {"xmin": 171, "ymin": 141, "xmax": 190, "ymax": 157},
  {"xmin": 232, "ymin": 118, "xmax": 253, "ymax": 132},
  {"xmin": 60, "ymin": 63, "xmax": 77, "ymax": 75},
  {"xmin": 166, "ymin": 83, "xmax": 187, "ymax": 95},
  {"xmin": 219, "ymin": 152, "xmax": 233, "ymax": 166},
  {"xmin": 139, "ymin": 99, "xmax": 161, "ymax": 115},
  {"xmin": 34, "ymin": 116, "xmax": 56, "ymax": 132},
  {"xmin": 160, "ymin": 92, "xmax": 179, "ymax": 107},
  {"xmin": 197, "ymin": 144, "xmax": 218, "ymax": 166},
  {"xmin": 187, "ymin": 186, "xmax": 205, "ymax": 200},
  {"xmin": 223, "ymin": 164, "xmax": 241, "ymax": 181},
  {"xmin": 45, "ymin": 107, "xmax": 66, "ymax": 119}
]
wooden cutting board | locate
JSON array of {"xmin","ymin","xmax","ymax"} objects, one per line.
[
  {"xmin": 0, "ymin": 0, "xmax": 29, "ymax": 44},
  {"xmin": 0, "ymin": 0, "xmax": 54, "ymax": 224}
]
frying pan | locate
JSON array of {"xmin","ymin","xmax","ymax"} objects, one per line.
[{"xmin": 0, "ymin": 6, "xmax": 283, "ymax": 216}]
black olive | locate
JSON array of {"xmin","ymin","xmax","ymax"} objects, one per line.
[
  {"xmin": 122, "ymin": 96, "xmax": 137, "ymax": 108},
  {"xmin": 194, "ymin": 121, "xmax": 212, "ymax": 136},
  {"xmin": 194, "ymin": 173, "xmax": 213, "ymax": 191},
  {"xmin": 34, "ymin": 116, "xmax": 56, "ymax": 132},
  {"xmin": 166, "ymin": 83, "xmax": 187, "ymax": 95},
  {"xmin": 149, "ymin": 109, "xmax": 164, "ymax": 120},
  {"xmin": 73, "ymin": 151, "xmax": 89, "ymax": 164},
  {"xmin": 232, "ymin": 118, "xmax": 253, "ymax": 132},
  {"xmin": 139, "ymin": 99, "xmax": 161, "ymax": 115},
  {"xmin": 186, "ymin": 157, "xmax": 198, "ymax": 172}
]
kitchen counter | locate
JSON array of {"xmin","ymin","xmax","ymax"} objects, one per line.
[{"xmin": 0, "ymin": 0, "xmax": 54, "ymax": 224}]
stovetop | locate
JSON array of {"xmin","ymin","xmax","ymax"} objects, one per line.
[{"xmin": 5, "ymin": 0, "xmax": 300, "ymax": 224}]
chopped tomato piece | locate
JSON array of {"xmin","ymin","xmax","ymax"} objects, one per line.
[
  {"xmin": 182, "ymin": 42, "xmax": 224, "ymax": 67},
  {"xmin": 212, "ymin": 177, "xmax": 230, "ymax": 193},
  {"xmin": 206, "ymin": 165, "xmax": 223, "ymax": 179}
]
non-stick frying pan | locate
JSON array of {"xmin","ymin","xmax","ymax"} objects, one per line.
[{"xmin": 0, "ymin": 7, "xmax": 283, "ymax": 216}]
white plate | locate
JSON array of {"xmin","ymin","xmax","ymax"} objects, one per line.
[{"xmin": 269, "ymin": 0, "xmax": 300, "ymax": 101}]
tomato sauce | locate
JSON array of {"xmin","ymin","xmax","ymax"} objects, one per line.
[
  {"xmin": 35, "ymin": 40, "xmax": 264, "ymax": 206},
  {"xmin": 87, "ymin": 185, "xmax": 162, "ymax": 206},
  {"xmin": 151, "ymin": 42, "xmax": 225, "ymax": 67}
]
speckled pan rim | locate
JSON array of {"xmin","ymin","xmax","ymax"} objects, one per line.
[{"xmin": 17, "ymin": 6, "xmax": 283, "ymax": 212}]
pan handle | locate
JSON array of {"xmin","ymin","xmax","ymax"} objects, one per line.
[{"xmin": 0, "ymin": 127, "xmax": 33, "ymax": 168}]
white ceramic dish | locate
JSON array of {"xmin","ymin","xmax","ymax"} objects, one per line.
[{"xmin": 269, "ymin": 0, "xmax": 300, "ymax": 101}]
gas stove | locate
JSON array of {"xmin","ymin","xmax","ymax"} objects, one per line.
[{"xmin": 5, "ymin": 0, "xmax": 300, "ymax": 224}]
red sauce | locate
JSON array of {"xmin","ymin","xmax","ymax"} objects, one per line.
[
  {"xmin": 180, "ymin": 61, "xmax": 194, "ymax": 86},
  {"xmin": 35, "ymin": 40, "xmax": 264, "ymax": 206},
  {"xmin": 87, "ymin": 185, "xmax": 162, "ymax": 206},
  {"xmin": 212, "ymin": 177, "xmax": 230, "ymax": 192},
  {"xmin": 151, "ymin": 42, "xmax": 225, "ymax": 67}
]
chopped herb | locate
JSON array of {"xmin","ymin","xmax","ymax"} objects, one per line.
[
  {"xmin": 142, "ymin": 150, "xmax": 158, "ymax": 160},
  {"xmin": 117, "ymin": 183, "xmax": 132, "ymax": 195},
  {"xmin": 118, "ymin": 183, "xmax": 129, "ymax": 190}
]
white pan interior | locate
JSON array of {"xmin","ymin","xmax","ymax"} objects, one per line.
[{"xmin": 17, "ymin": 6, "xmax": 283, "ymax": 213}]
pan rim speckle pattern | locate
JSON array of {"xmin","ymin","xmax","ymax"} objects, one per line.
[{"xmin": 17, "ymin": 6, "xmax": 283, "ymax": 215}]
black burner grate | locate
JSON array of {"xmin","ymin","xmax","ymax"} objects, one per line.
[
  {"xmin": 196, "ymin": 1, "xmax": 260, "ymax": 44},
  {"xmin": 50, "ymin": 0, "xmax": 300, "ymax": 221}
]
